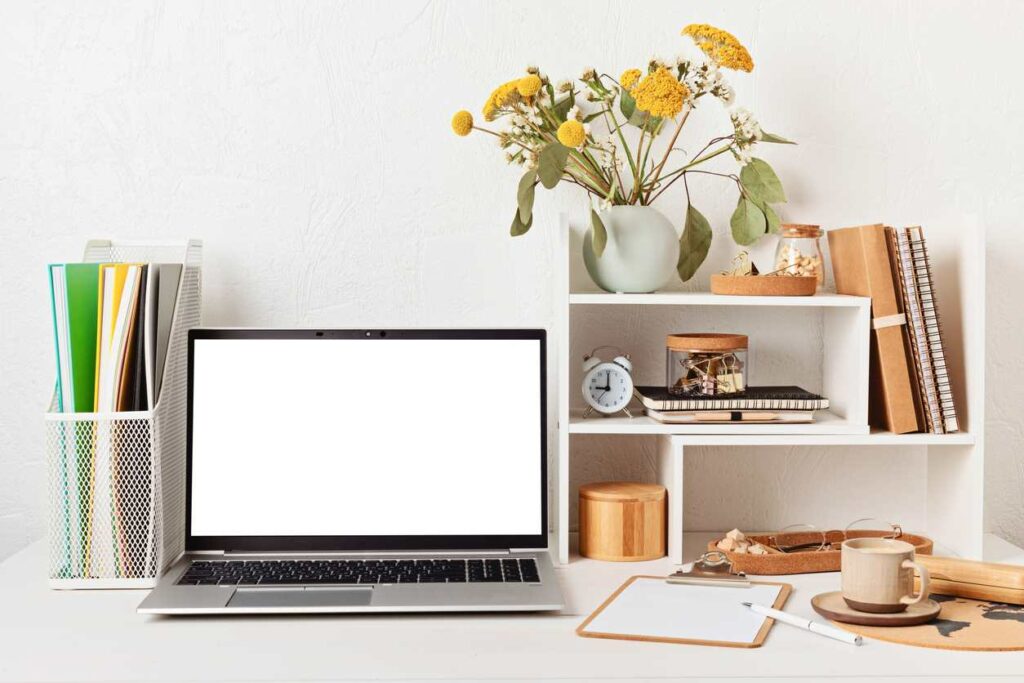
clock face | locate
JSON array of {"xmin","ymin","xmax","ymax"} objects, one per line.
[{"xmin": 583, "ymin": 362, "xmax": 633, "ymax": 414}]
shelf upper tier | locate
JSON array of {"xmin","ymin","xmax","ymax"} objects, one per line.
[
  {"xmin": 569, "ymin": 291, "xmax": 870, "ymax": 307},
  {"xmin": 567, "ymin": 410, "xmax": 975, "ymax": 445}
]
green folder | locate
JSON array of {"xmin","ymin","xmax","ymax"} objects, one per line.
[{"xmin": 64, "ymin": 264, "xmax": 100, "ymax": 412}]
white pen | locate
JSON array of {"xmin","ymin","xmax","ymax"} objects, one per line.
[{"xmin": 742, "ymin": 601, "xmax": 863, "ymax": 646}]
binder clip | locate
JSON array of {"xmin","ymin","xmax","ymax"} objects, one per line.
[{"xmin": 666, "ymin": 551, "xmax": 751, "ymax": 587}]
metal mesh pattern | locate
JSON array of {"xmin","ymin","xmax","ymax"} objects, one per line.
[{"xmin": 46, "ymin": 240, "xmax": 201, "ymax": 588}]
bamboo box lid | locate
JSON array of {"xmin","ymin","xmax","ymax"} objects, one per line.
[{"xmin": 579, "ymin": 482, "xmax": 666, "ymax": 503}]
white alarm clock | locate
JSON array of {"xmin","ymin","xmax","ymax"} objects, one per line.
[{"xmin": 581, "ymin": 347, "xmax": 634, "ymax": 418}]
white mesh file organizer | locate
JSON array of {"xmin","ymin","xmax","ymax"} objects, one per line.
[{"xmin": 45, "ymin": 240, "xmax": 201, "ymax": 588}]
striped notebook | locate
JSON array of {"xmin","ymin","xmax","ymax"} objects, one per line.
[
  {"xmin": 887, "ymin": 226, "xmax": 959, "ymax": 433},
  {"xmin": 635, "ymin": 386, "xmax": 830, "ymax": 412}
]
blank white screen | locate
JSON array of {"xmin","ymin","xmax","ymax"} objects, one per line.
[{"xmin": 189, "ymin": 336, "xmax": 543, "ymax": 537}]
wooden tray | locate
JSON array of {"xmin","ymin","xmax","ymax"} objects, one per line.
[
  {"xmin": 706, "ymin": 530, "xmax": 934, "ymax": 575},
  {"xmin": 710, "ymin": 274, "xmax": 818, "ymax": 296}
]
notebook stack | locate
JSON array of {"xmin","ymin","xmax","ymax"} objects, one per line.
[
  {"xmin": 49, "ymin": 263, "xmax": 182, "ymax": 413},
  {"xmin": 635, "ymin": 386, "xmax": 829, "ymax": 424},
  {"xmin": 829, "ymin": 224, "xmax": 958, "ymax": 434},
  {"xmin": 48, "ymin": 262, "xmax": 183, "ymax": 580}
]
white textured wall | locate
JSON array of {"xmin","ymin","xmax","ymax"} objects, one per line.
[{"xmin": 2, "ymin": 0, "xmax": 1023, "ymax": 560}]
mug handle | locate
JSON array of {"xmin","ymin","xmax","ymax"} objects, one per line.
[{"xmin": 900, "ymin": 560, "xmax": 930, "ymax": 606}]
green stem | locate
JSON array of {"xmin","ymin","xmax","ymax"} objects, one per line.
[
  {"xmin": 647, "ymin": 149, "xmax": 739, "ymax": 204},
  {"xmin": 643, "ymin": 107, "xmax": 690, "ymax": 204},
  {"xmin": 602, "ymin": 105, "xmax": 638, "ymax": 187}
]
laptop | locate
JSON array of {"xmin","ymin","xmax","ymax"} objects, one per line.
[{"xmin": 138, "ymin": 328, "xmax": 563, "ymax": 614}]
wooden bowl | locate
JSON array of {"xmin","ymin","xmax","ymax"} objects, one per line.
[
  {"xmin": 710, "ymin": 274, "xmax": 818, "ymax": 296},
  {"xmin": 706, "ymin": 530, "xmax": 934, "ymax": 575}
]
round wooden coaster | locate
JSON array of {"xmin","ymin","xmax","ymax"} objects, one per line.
[
  {"xmin": 812, "ymin": 591, "xmax": 940, "ymax": 626},
  {"xmin": 815, "ymin": 593, "xmax": 1024, "ymax": 651}
]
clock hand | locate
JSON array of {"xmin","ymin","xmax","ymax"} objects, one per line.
[{"xmin": 602, "ymin": 371, "xmax": 612, "ymax": 391}]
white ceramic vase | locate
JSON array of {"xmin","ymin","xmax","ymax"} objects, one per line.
[{"xmin": 582, "ymin": 205, "xmax": 680, "ymax": 293}]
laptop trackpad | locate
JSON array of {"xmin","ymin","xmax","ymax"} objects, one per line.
[{"xmin": 228, "ymin": 587, "xmax": 373, "ymax": 609}]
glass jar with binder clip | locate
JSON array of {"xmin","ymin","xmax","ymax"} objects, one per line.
[
  {"xmin": 773, "ymin": 224, "xmax": 825, "ymax": 290},
  {"xmin": 666, "ymin": 333, "xmax": 749, "ymax": 397}
]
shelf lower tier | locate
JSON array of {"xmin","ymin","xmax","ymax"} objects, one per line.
[{"xmin": 566, "ymin": 410, "xmax": 974, "ymax": 444}]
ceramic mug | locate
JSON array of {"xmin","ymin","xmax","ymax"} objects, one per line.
[{"xmin": 841, "ymin": 537, "xmax": 930, "ymax": 613}]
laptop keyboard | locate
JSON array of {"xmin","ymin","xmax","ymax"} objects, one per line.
[{"xmin": 176, "ymin": 558, "xmax": 541, "ymax": 586}]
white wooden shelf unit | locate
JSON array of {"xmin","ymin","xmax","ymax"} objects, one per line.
[{"xmin": 554, "ymin": 218, "xmax": 985, "ymax": 566}]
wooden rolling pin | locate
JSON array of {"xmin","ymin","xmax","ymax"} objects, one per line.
[{"xmin": 913, "ymin": 555, "xmax": 1024, "ymax": 604}]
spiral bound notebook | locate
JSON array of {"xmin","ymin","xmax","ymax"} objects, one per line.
[
  {"xmin": 888, "ymin": 226, "xmax": 959, "ymax": 434},
  {"xmin": 635, "ymin": 386, "xmax": 829, "ymax": 412}
]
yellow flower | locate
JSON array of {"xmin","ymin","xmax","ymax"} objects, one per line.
[
  {"xmin": 557, "ymin": 120, "xmax": 586, "ymax": 148},
  {"xmin": 682, "ymin": 24, "xmax": 754, "ymax": 72},
  {"xmin": 620, "ymin": 68, "xmax": 642, "ymax": 91},
  {"xmin": 451, "ymin": 110, "xmax": 474, "ymax": 137},
  {"xmin": 631, "ymin": 67, "xmax": 690, "ymax": 118},
  {"xmin": 517, "ymin": 74, "xmax": 542, "ymax": 98},
  {"xmin": 483, "ymin": 80, "xmax": 521, "ymax": 121}
]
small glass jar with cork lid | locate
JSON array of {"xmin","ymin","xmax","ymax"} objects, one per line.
[
  {"xmin": 774, "ymin": 224, "xmax": 825, "ymax": 289},
  {"xmin": 666, "ymin": 333, "xmax": 749, "ymax": 396}
]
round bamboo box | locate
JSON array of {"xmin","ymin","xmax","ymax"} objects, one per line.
[{"xmin": 579, "ymin": 482, "xmax": 667, "ymax": 561}]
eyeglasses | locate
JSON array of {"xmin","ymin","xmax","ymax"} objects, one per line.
[{"xmin": 767, "ymin": 518, "xmax": 903, "ymax": 554}]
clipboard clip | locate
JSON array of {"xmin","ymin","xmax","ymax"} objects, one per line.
[{"xmin": 666, "ymin": 551, "xmax": 751, "ymax": 587}]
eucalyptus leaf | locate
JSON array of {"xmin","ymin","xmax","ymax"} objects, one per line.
[
  {"xmin": 760, "ymin": 130, "xmax": 796, "ymax": 144},
  {"xmin": 583, "ymin": 111, "xmax": 603, "ymax": 123},
  {"xmin": 510, "ymin": 207, "xmax": 533, "ymax": 236},
  {"xmin": 538, "ymin": 143, "xmax": 570, "ymax": 189},
  {"xmin": 517, "ymin": 169, "xmax": 537, "ymax": 224},
  {"xmin": 590, "ymin": 209, "xmax": 608, "ymax": 258},
  {"xmin": 619, "ymin": 89, "xmax": 662, "ymax": 131},
  {"xmin": 739, "ymin": 158, "xmax": 786, "ymax": 204},
  {"xmin": 677, "ymin": 204, "xmax": 713, "ymax": 282},
  {"xmin": 619, "ymin": 89, "xmax": 637, "ymax": 120},
  {"xmin": 761, "ymin": 201, "xmax": 781, "ymax": 234},
  {"xmin": 730, "ymin": 196, "xmax": 767, "ymax": 246},
  {"xmin": 552, "ymin": 94, "xmax": 574, "ymax": 121}
]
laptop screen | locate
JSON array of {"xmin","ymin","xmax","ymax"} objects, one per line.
[{"xmin": 186, "ymin": 329, "xmax": 546, "ymax": 551}]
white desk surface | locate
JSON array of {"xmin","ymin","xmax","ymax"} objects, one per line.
[{"xmin": 4, "ymin": 534, "xmax": 1024, "ymax": 682}]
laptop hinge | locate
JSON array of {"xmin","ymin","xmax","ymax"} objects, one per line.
[
  {"xmin": 220, "ymin": 549, "xmax": 513, "ymax": 558},
  {"xmin": 189, "ymin": 550, "xmax": 226, "ymax": 556}
]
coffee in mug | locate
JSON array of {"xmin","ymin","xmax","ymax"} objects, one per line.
[{"xmin": 841, "ymin": 537, "xmax": 930, "ymax": 613}]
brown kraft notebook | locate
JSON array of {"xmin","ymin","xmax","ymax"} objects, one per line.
[{"xmin": 829, "ymin": 223, "xmax": 922, "ymax": 434}]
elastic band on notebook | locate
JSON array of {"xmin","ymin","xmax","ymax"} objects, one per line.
[{"xmin": 872, "ymin": 313, "xmax": 906, "ymax": 329}]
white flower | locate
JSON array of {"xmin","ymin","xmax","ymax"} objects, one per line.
[
  {"xmin": 556, "ymin": 79, "xmax": 572, "ymax": 93},
  {"xmin": 581, "ymin": 67, "xmax": 597, "ymax": 80},
  {"xmin": 729, "ymin": 106, "xmax": 762, "ymax": 144},
  {"xmin": 715, "ymin": 84, "xmax": 735, "ymax": 105},
  {"xmin": 733, "ymin": 146, "xmax": 752, "ymax": 164},
  {"xmin": 567, "ymin": 105, "xmax": 582, "ymax": 121},
  {"xmin": 583, "ymin": 123, "xmax": 592, "ymax": 135}
]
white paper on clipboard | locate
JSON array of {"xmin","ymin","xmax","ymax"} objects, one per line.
[{"xmin": 580, "ymin": 577, "xmax": 784, "ymax": 645}]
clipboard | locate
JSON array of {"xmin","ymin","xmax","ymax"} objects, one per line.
[{"xmin": 577, "ymin": 575, "xmax": 792, "ymax": 648}]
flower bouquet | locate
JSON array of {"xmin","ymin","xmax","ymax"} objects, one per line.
[{"xmin": 452, "ymin": 24, "xmax": 794, "ymax": 291}]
